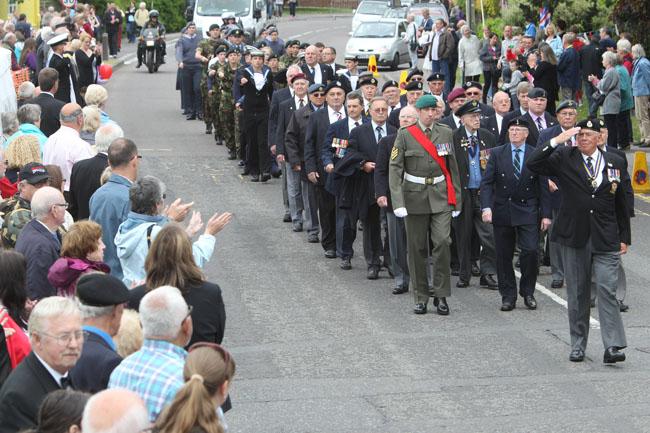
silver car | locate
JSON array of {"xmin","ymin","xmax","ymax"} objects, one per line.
[{"xmin": 345, "ymin": 19, "xmax": 411, "ymax": 71}]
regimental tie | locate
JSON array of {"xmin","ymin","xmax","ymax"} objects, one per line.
[
  {"xmin": 468, "ymin": 135, "xmax": 478, "ymax": 158},
  {"xmin": 60, "ymin": 376, "xmax": 72, "ymax": 389},
  {"xmin": 376, "ymin": 125, "xmax": 383, "ymax": 141},
  {"xmin": 513, "ymin": 148, "xmax": 522, "ymax": 180},
  {"xmin": 536, "ymin": 116, "xmax": 544, "ymax": 131},
  {"xmin": 335, "ymin": 111, "xmax": 342, "ymax": 120},
  {"xmin": 354, "ymin": 121, "xmax": 359, "ymax": 127},
  {"xmin": 299, "ymin": 98, "xmax": 305, "ymax": 109}
]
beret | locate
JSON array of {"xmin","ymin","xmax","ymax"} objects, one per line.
[
  {"xmin": 325, "ymin": 80, "xmax": 347, "ymax": 93},
  {"xmin": 406, "ymin": 68, "xmax": 423, "ymax": 81},
  {"xmin": 528, "ymin": 87, "xmax": 547, "ymax": 98},
  {"xmin": 427, "ymin": 72, "xmax": 445, "ymax": 82},
  {"xmin": 576, "ymin": 118, "xmax": 600, "ymax": 131},
  {"xmin": 226, "ymin": 47, "xmax": 241, "ymax": 55},
  {"xmin": 208, "ymin": 23, "xmax": 220, "ymax": 31},
  {"xmin": 309, "ymin": 83, "xmax": 325, "ymax": 94},
  {"xmin": 456, "ymin": 100, "xmax": 481, "ymax": 117},
  {"xmin": 358, "ymin": 76, "xmax": 378, "ymax": 87},
  {"xmin": 285, "ymin": 39, "xmax": 300, "ymax": 47},
  {"xmin": 77, "ymin": 274, "xmax": 130, "ymax": 307},
  {"xmin": 415, "ymin": 94, "xmax": 438, "ymax": 109},
  {"xmin": 447, "ymin": 87, "xmax": 466, "ymax": 102},
  {"xmin": 290, "ymin": 72, "xmax": 308, "ymax": 83},
  {"xmin": 462, "ymin": 81, "xmax": 482, "ymax": 90},
  {"xmin": 405, "ymin": 81, "xmax": 423, "ymax": 91},
  {"xmin": 556, "ymin": 99, "xmax": 578, "ymax": 113},
  {"xmin": 382, "ymin": 80, "xmax": 399, "ymax": 92},
  {"xmin": 507, "ymin": 116, "xmax": 530, "ymax": 129}
]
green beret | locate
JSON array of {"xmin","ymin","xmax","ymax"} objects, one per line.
[{"xmin": 415, "ymin": 94, "xmax": 438, "ymax": 109}]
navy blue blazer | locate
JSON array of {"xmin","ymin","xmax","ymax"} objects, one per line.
[
  {"xmin": 268, "ymin": 87, "xmax": 292, "ymax": 146},
  {"xmin": 304, "ymin": 107, "xmax": 343, "ymax": 185},
  {"xmin": 275, "ymin": 96, "xmax": 298, "ymax": 155},
  {"xmin": 323, "ymin": 118, "xmax": 351, "ymax": 167},
  {"xmin": 374, "ymin": 133, "xmax": 397, "ymax": 211},
  {"xmin": 480, "ymin": 143, "xmax": 551, "ymax": 226},
  {"xmin": 521, "ymin": 111, "xmax": 558, "ymax": 147},
  {"xmin": 69, "ymin": 330, "xmax": 122, "ymax": 394},
  {"xmin": 537, "ymin": 124, "xmax": 564, "ymax": 210},
  {"xmin": 15, "ymin": 219, "xmax": 61, "ymax": 300},
  {"xmin": 499, "ymin": 108, "xmax": 528, "ymax": 145}
]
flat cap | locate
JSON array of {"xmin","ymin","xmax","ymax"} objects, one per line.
[
  {"xmin": 556, "ymin": 99, "xmax": 578, "ymax": 113},
  {"xmin": 309, "ymin": 83, "xmax": 326, "ymax": 94},
  {"xmin": 528, "ymin": 87, "xmax": 547, "ymax": 98},
  {"xmin": 507, "ymin": 117, "xmax": 530, "ymax": 129},
  {"xmin": 462, "ymin": 81, "xmax": 482, "ymax": 91},
  {"xmin": 405, "ymin": 81, "xmax": 423, "ymax": 92},
  {"xmin": 447, "ymin": 87, "xmax": 466, "ymax": 103},
  {"xmin": 576, "ymin": 118, "xmax": 600, "ymax": 131},
  {"xmin": 77, "ymin": 273, "xmax": 130, "ymax": 307},
  {"xmin": 358, "ymin": 76, "xmax": 378, "ymax": 87},
  {"xmin": 456, "ymin": 100, "xmax": 481, "ymax": 117},
  {"xmin": 427, "ymin": 72, "xmax": 445, "ymax": 82},
  {"xmin": 382, "ymin": 80, "xmax": 399, "ymax": 92},
  {"xmin": 415, "ymin": 94, "xmax": 438, "ymax": 109}
]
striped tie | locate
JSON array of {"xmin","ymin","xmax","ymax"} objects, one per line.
[{"xmin": 513, "ymin": 148, "xmax": 522, "ymax": 180}]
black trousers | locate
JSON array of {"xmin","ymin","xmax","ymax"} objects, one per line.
[
  {"xmin": 315, "ymin": 185, "xmax": 336, "ymax": 251},
  {"xmin": 483, "ymin": 70, "xmax": 499, "ymax": 103},
  {"xmin": 181, "ymin": 66, "xmax": 202, "ymax": 116},
  {"xmin": 604, "ymin": 114, "xmax": 618, "ymax": 148},
  {"xmin": 616, "ymin": 109, "xmax": 631, "ymax": 148},
  {"xmin": 107, "ymin": 29, "xmax": 119, "ymax": 55},
  {"xmin": 493, "ymin": 223, "xmax": 538, "ymax": 303},
  {"xmin": 341, "ymin": 204, "xmax": 382, "ymax": 267},
  {"xmin": 244, "ymin": 111, "xmax": 271, "ymax": 176}
]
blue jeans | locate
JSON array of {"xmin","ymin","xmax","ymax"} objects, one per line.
[{"xmin": 431, "ymin": 58, "xmax": 451, "ymax": 93}]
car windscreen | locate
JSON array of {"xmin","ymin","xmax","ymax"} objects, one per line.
[
  {"xmin": 356, "ymin": 2, "xmax": 389, "ymax": 15},
  {"xmin": 195, "ymin": 0, "xmax": 250, "ymax": 16},
  {"xmin": 353, "ymin": 22, "xmax": 396, "ymax": 38}
]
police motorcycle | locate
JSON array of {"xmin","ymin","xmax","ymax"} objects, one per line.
[{"xmin": 142, "ymin": 27, "xmax": 162, "ymax": 73}]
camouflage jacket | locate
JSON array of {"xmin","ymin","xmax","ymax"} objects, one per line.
[
  {"xmin": 0, "ymin": 195, "xmax": 32, "ymax": 248},
  {"xmin": 198, "ymin": 38, "xmax": 225, "ymax": 74},
  {"xmin": 278, "ymin": 53, "xmax": 298, "ymax": 70},
  {"xmin": 218, "ymin": 64, "xmax": 239, "ymax": 108}
]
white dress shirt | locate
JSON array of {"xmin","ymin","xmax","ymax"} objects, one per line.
[
  {"xmin": 348, "ymin": 117, "xmax": 362, "ymax": 133},
  {"xmin": 43, "ymin": 125, "xmax": 94, "ymax": 191},
  {"xmin": 371, "ymin": 121, "xmax": 387, "ymax": 142},
  {"xmin": 294, "ymin": 94, "xmax": 307, "ymax": 109},
  {"xmin": 309, "ymin": 64, "xmax": 323, "ymax": 84},
  {"xmin": 495, "ymin": 113, "xmax": 503, "ymax": 134},
  {"xmin": 453, "ymin": 114, "xmax": 461, "ymax": 128},
  {"xmin": 582, "ymin": 148, "xmax": 604, "ymax": 188},
  {"xmin": 34, "ymin": 351, "xmax": 68, "ymax": 388},
  {"xmin": 327, "ymin": 106, "xmax": 345, "ymax": 124}
]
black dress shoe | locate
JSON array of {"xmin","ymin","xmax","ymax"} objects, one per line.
[
  {"xmin": 283, "ymin": 213, "xmax": 292, "ymax": 223},
  {"xmin": 603, "ymin": 347, "xmax": 626, "ymax": 364},
  {"xmin": 451, "ymin": 268, "xmax": 460, "ymax": 276},
  {"xmin": 618, "ymin": 300, "xmax": 629, "ymax": 312},
  {"xmin": 392, "ymin": 286, "xmax": 408, "ymax": 295},
  {"xmin": 186, "ymin": 114, "xmax": 196, "ymax": 120},
  {"xmin": 433, "ymin": 297, "xmax": 449, "ymax": 315},
  {"xmin": 413, "ymin": 303, "xmax": 427, "ymax": 314},
  {"xmin": 523, "ymin": 295, "xmax": 537, "ymax": 310},
  {"xmin": 340, "ymin": 257, "xmax": 351, "ymax": 270},
  {"xmin": 271, "ymin": 170, "xmax": 282, "ymax": 178},
  {"xmin": 480, "ymin": 274, "xmax": 498, "ymax": 289},
  {"xmin": 569, "ymin": 348, "xmax": 585, "ymax": 362},
  {"xmin": 551, "ymin": 279, "xmax": 564, "ymax": 288},
  {"xmin": 292, "ymin": 222, "xmax": 303, "ymax": 232},
  {"xmin": 250, "ymin": 175, "xmax": 260, "ymax": 182},
  {"xmin": 456, "ymin": 279, "xmax": 469, "ymax": 288},
  {"xmin": 324, "ymin": 249, "xmax": 337, "ymax": 259},
  {"xmin": 471, "ymin": 262, "xmax": 480, "ymax": 276},
  {"xmin": 307, "ymin": 234, "xmax": 319, "ymax": 243},
  {"xmin": 367, "ymin": 266, "xmax": 379, "ymax": 280},
  {"xmin": 501, "ymin": 301, "xmax": 515, "ymax": 311},
  {"xmin": 260, "ymin": 173, "xmax": 271, "ymax": 182}
]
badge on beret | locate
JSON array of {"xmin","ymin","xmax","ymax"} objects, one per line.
[
  {"xmin": 587, "ymin": 120, "xmax": 593, "ymax": 128},
  {"xmin": 391, "ymin": 146, "xmax": 399, "ymax": 160}
]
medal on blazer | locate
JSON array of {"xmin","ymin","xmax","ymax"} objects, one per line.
[
  {"xmin": 435, "ymin": 142, "xmax": 451, "ymax": 156},
  {"xmin": 608, "ymin": 167, "xmax": 620, "ymax": 194},
  {"xmin": 332, "ymin": 138, "xmax": 348, "ymax": 158},
  {"xmin": 479, "ymin": 148, "xmax": 491, "ymax": 170}
]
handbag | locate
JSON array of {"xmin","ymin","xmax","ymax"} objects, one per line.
[{"xmin": 592, "ymin": 89, "xmax": 606, "ymax": 107}]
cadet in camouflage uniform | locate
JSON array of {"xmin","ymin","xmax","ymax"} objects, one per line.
[
  {"xmin": 0, "ymin": 163, "xmax": 50, "ymax": 248},
  {"xmin": 196, "ymin": 24, "xmax": 225, "ymax": 135},
  {"xmin": 207, "ymin": 45, "xmax": 228, "ymax": 145},
  {"xmin": 278, "ymin": 39, "xmax": 300, "ymax": 70},
  {"xmin": 218, "ymin": 48, "xmax": 242, "ymax": 160}
]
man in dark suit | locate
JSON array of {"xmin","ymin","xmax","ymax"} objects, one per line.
[
  {"xmin": 481, "ymin": 90, "xmax": 511, "ymax": 144},
  {"xmin": 69, "ymin": 124, "xmax": 123, "ymax": 220},
  {"xmin": 499, "ymin": 82, "xmax": 532, "ymax": 145},
  {"xmin": 300, "ymin": 45, "xmax": 334, "ymax": 85},
  {"xmin": 375, "ymin": 105, "xmax": 418, "ymax": 294},
  {"xmin": 480, "ymin": 117, "xmax": 552, "ymax": 312},
  {"xmin": 304, "ymin": 80, "xmax": 347, "ymax": 258},
  {"xmin": 0, "ymin": 297, "xmax": 83, "ymax": 433},
  {"xmin": 70, "ymin": 274, "xmax": 130, "ymax": 393},
  {"xmin": 15, "ymin": 186, "xmax": 66, "ymax": 300},
  {"xmin": 31, "ymin": 68, "xmax": 65, "ymax": 137},
  {"xmin": 338, "ymin": 96, "xmax": 396, "ymax": 279},
  {"xmin": 322, "ymin": 93, "xmax": 364, "ymax": 266},
  {"xmin": 526, "ymin": 118, "xmax": 630, "ymax": 363},
  {"xmin": 321, "ymin": 46, "xmax": 344, "ymax": 75},
  {"xmin": 521, "ymin": 87, "xmax": 558, "ymax": 147},
  {"xmin": 285, "ymin": 83, "xmax": 325, "ymax": 243},
  {"xmin": 47, "ymin": 34, "xmax": 81, "ymax": 104},
  {"xmin": 452, "ymin": 100, "xmax": 498, "ymax": 289},
  {"xmin": 463, "ymin": 81, "xmax": 495, "ymax": 117},
  {"xmin": 438, "ymin": 87, "xmax": 466, "ymax": 131}
]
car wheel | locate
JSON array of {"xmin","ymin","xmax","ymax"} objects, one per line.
[{"xmin": 391, "ymin": 53, "xmax": 400, "ymax": 71}]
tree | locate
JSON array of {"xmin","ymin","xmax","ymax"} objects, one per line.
[{"xmin": 613, "ymin": 0, "xmax": 650, "ymax": 49}]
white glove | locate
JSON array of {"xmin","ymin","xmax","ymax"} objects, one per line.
[
  {"xmin": 394, "ymin": 207, "xmax": 408, "ymax": 218},
  {"xmin": 452, "ymin": 210, "xmax": 461, "ymax": 218}
]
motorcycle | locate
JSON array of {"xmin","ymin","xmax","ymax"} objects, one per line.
[{"xmin": 142, "ymin": 28, "xmax": 162, "ymax": 73}]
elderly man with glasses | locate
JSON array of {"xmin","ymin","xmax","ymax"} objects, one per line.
[{"xmin": 0, "ymin": 297, "xmax": 83, "ymax": 433}]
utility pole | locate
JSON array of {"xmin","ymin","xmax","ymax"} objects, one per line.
[{"xmin": 465, "ymin": 0, "xmax": 475, "ymax": 29}]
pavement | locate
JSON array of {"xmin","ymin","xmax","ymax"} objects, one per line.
[{"xmin": 104, "ymin": 15, "xmax": 650, "ymax": 433}]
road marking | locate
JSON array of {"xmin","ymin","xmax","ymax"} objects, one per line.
[
  {"xmin": 514, "ymin": 270, "xmax": 600, "ymax": 329},
  {"xmin": 635, "ymin": 208, "xmax": 650, "ymax": 217},
  {"xmin": 635, "ymin": 192, "xmax": 650, "ymax": 204}
]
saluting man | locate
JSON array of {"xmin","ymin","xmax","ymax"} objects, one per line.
[
  {"xmin": 389, "ymin": 95, "xmax": 462, "ymax": 315},
  {"xmin": 526, "ymin": 118, "xmax": 631, "ymax": 364}
]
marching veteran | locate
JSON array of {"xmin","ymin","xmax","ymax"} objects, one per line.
[{"xmin": 389, "ymin": 95, "xmax": 462, "ymax": 316}]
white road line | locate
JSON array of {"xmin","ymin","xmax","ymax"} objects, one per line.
[{"xmin": 514, "ymin": 269, "xmax": 600, "ymax": 329}]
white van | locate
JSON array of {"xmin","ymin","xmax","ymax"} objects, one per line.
[{"xmin": 193, "ymin": 0, "xmax": 268, "ymax": 42}]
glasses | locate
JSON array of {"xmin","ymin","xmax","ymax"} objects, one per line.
[
  {"xmin": 312, "ymin": 93, "xmax": 325, "ymax": 97},
  {"xmin": 39, "ymin": 330, "xmax": 84, "ymax": 346},
  {"xmin": 53, "ymin": 203, "xmax": 69, "ymax": 209},
  {"xmin": 373, "ymin": 107, "xmax": 388, "ymax": 113}
]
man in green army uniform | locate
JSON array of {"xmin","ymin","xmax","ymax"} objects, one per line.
[
  {"xmin": 278, "ymin": 40, "xmax": 300, "ymax": 70},
  {"xmin": 389, "ymin": 95, "xmax": 462, "ymax": 316},
  {"xmin": 196, "ymin": 24, "xmax": 225, "ymax": 136},
  {"xmin": 0, "ymin": 163, "xmax": 50, "ymax": 248},
  {"xmin": 218, "ymin": 48, "xmax": 242, "ymax": 160},
  {"xmin": 207, "ymin": 45, "xmax": 228, "ymax": 145}
]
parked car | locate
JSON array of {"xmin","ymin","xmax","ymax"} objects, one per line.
[
  {"xmin": 383, "ymin": 6, "xmax": 408, "ymax": 19},
  {"xmin": 351, "ymin": 0, "xmax": 391, "ymax": 33},
  {"xmin": 345, "ymin": 19, "xmax": 411, "ymax": 70}
]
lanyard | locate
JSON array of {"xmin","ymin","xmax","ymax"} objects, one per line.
[{"xmin": 582, "ymin": 152, "xmax": 602, "ymax": 188}]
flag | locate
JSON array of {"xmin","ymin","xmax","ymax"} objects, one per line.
[
  {"xmin": 398, "ymin": 70, "xmax": 408, "ymax": 95},
  {"xmin": 368, "ymin": 55, "xmax": 380, "ymax": 78},
  {"xmin": 539, "ymin": 6, "xmax": 551, "ymax": 29}
]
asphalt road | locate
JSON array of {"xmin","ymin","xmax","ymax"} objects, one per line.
[{"xmin": 105, "ymin": 15, "xmax": 650, "ymax": 433}]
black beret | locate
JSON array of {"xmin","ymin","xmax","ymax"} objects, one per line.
[
  {"xmin": 382, "ymin": 80, "xmax": 399, "ymax": 92},
  {"xmin": 299, "ymin": 42, "xmax": 310, "ymax": 49},
  {"xmin": 256, "ymin": 40, "xmax": 268, "ymax": 48},
  {"xmin": 405, "ymin": 81, "xmax": 424, "ymax": 92},
  {"xmin": 528, "ymin": 87, "xmax": 547, "ymax": 98},
  {"xmin": 406, "ymin": 68, "xmax": 423, "ymax": 81},
  {"xmin": 77, "ymin": 274, "xmax": 130, "ymax": 307},
  {"xmin": 507, "ymin": 117, "xmax": 530, "ymax": 130},
  {"xmin": 215, "ymin": 44, "xmax": 228, "ymax": 54},
  {"xmin": 285, "ymin": 39, "xmax": 300, "ymax": 48},
  {"xmin": 325, "ymin": 80, "xmax": 347, "ymax": 94},
  {"xmin": 358, "ymin": 76, "xmax": 378, "ymax": 87},
  {"xmin": 462, "ymin": 81, "xmax": 482, "ymax": 91},
  {"xmin": 427, "ymin": 72, "xmax": 445, "ymax": 82},
  {"xmin": 208, "ymin": 23, "xmax": 220, "ymax": 32},
  {"xmin": 226, "ymin": 47, "xmax": 241, "ymax": 56},
  {"xmin": 228, "ymin": 28, "xmax": 243, "ymax": 37},
  {"xmin": 267, "ymin": 53, "xmax": 278, "ymax": 60},
  {"xmin": 456, "ymin": 100, "xmax": 482, "ymax": 117},
  {"xmin": 576, "ymin": 118, "xmax": 600, "ymax": 131},
  {"xmin": 556, "ymin": 99, "xmax": 578, "ymax": 113}
]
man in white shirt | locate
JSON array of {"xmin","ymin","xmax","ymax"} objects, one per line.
[
  {"xmin": 481, "ymin": 90, "xmax": 510, "ymax": 139},
  {"xmin": 358, "ymin": 76, "xmax": 378, "ymax": 116},
  {"xmin": 43, "ymin": 103, "xmax": 93, "ymax": 193}
]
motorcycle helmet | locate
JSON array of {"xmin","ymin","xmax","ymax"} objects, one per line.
[{"xmin": 149, "ymin": 10, "xmax": 160, "ymax": 18}]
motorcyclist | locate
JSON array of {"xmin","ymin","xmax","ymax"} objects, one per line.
[{"xmin": 136, "ymin": 9, "xmax": 166, "ymax": 68}]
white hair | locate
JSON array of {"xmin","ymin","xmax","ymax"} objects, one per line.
[
  {"xmin": 632, "ymin": 43, "xmax": 646, "ymax": 59},
  {"xmin": 286, "ymin": 64, "xmax": 301, "ymax": 78},
  {"xmin": 17, "ymin": 81, "xmax": 36, "ymax": 99},
  {"xmin": 602, "ymin": 50, "xmax": 618, "ymax": 67},
  {"xmin": 28, "ymin": 296, "xmax": 80, "ymax": 335},
  {"xmin": 78, "ymin": 301, "xmax": 115, "ymax": 319},
  {"xmin": 82, "ymin": 389, "xmax": 150, "ymax": 433},
  {"xmin": 30, "ymin": 186, "xmax": 64, "ymax": 220},
  {"xmin": 17, "ymin": 103, "xmax": 41, "ymax": 124},
  {"xmin": 617, "ymin": 38, "xmax": 632, "ymax": 53},
  {"xmin": 95, "ymin": 123, "xmax": 124, "ymax": 153},
  {"xmin": 82, "ymin": 105, "xmax": 101, "ymax": 133},
  {"xmin": 84, "ymin": 84, "xmax": 109, "ymax": 107},
  {"xmin": 139, "ymin": 285, "xmax": 188, "ymax": 339}
]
